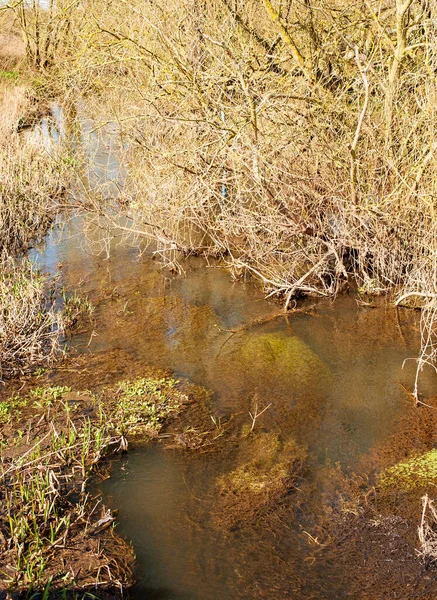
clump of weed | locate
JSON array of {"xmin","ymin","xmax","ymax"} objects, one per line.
[
  {"xmin": 0, "ymin": 86, "xmax": 69, "ymax": 256},
  {"xmin": 0, "ymin": 394, "xmax": 27, "ymax": 424},
  {"xmin": 0, "ymin": 373, "xmax": 197, "ymax": 594},
  {"xmin": 0, "ymin": 85, "xmax": 73, "ymax": 379},
  {"xmin": 112, "ymin": 376, "xmax": 190, "ymax": 439},
  {"xmin": 30, "ymin": 385, "xmax": 72, "ymax": 408},
  {"xmin": 0, "ymin": 370, "xmax": 207, "ymax": 594},
  {"xmin": 0, "ymin": 70, "xmax": 19, "ymax": 80},
  {"xmin": 62, "ymin": 290, "xmax": 95, "ymax": 332}
]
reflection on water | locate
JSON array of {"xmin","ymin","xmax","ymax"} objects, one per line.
[{"xmin": 31, "ymin": 104, "xmax": 437, "ymax": 599}]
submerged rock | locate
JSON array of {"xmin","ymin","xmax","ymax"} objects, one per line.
[
  {"xmin": 214, "ymin": 432, "xmax": 307, "ymax": 529},
  {"xmin": 221, "ymin": 330, "xmax": 329, "ymax": 395},
  {"xmin": 217, "ymin": 330, "xmax": 331, "ymax": 435},
  {"xmin": 241, "ymin": 331, "xmax": 327, "ymax": 384},
  {"xmin": 378, "ymin": 448, "xmax": 437, "ymax": 492}
]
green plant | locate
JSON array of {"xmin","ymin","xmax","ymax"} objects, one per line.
[
  {"xmin": 114, "ymin": 376, "xmax": 186, "ymax": 436},
  {"xmin": 0, "ymin": 394, "xmax": 27, "ymax": 424},
  {"xmin": 30, "ymin": 386, "xmax": 71, "ymax": 408},
  {"xmin": 62, "ymin": 289, "xmax": 94, "ymax": 331},
  {"xmin": 0, "ymin": 70, "xmax": 19, "ymax": 80}
]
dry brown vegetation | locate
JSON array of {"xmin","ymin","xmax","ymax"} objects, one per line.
[
  {"xmin": 2, "ymin": 0, "xmax": 437, "ymax": 391},
  {"xmin": 1, "ymin": 2, "xmax": 437, "ymax": 591},
  {"xmin": 0, "ymin": 85, "xmax": 69, "ymax": 379},
  {"xmin": 0, "ymin": 87, "xmax": 67, "ymax": 256},
  {"xmin": 0, "ymin": 260, "xmax": 63, "ymax": 380}
]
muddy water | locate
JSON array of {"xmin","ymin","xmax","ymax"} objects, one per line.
[{"xmin": 31, "ymin": 107, "xmax": 437, "ymax": 599}]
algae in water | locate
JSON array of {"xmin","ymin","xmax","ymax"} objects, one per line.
[
  {"xmin": 222, "ymin": 331, "xmax": 330, "ymax": 399},
  {"xmin": 378, "ymin": 449, "xmax": 437, "ymax": 491},
  {"xmin": 214, "ymin": 432, "xmax": 307, "ymax": 528}
]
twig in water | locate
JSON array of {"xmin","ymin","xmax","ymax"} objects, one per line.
[{"xmin": 249, "ymin": 400, "xmax": 272, "ymax": 432}]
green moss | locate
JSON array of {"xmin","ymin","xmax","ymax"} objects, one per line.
[
  {"xmin": 378, "ymin": 449, "xmax": 437, "ymax": 491},
  {"xmin": 230, "ymin": 331, "xmax": 329, "ymax": 394},
  {"xmin": 218, "ymin": 433, "xmax": 306, "ymax": 498}
]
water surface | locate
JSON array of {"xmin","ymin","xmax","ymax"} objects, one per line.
[{"xmin": 30, "ymin": 104, "xmax": 437, "ymax": 599}]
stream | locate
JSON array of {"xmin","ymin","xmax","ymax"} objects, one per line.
[{"xmin": 29, "ymin": 104, "xmax": 437, "ymax": 599}]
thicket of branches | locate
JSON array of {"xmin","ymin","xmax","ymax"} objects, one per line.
[{"xmin": 3, "ymin": 0, "xmax": 437, "ymax": 395}]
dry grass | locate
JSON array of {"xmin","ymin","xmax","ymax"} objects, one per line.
[
  {"xmin": 0, "ymin": 8, "xmax": 25, "ymax": 71},
  {"xmin": 0, "ymin": 32, "xmax": 25, "ymax": 70},
  {"xmin": 0, "ymin": 86, "xmax": 68, "ymax": 256},
  {"xmin": 0, "ymin": 259, "xmax": 63, "ymax": 380},
  {"xmin": 0, "ymin": 86, "xmax": 70, "ymax": 379}
]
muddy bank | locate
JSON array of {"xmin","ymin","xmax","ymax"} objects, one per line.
[{"xmin": 0, "ymin": 370, "xmax": 215, "ymax": 598}]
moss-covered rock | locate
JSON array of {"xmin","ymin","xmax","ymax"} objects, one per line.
[
  {"xmin": 241, "ymin": 332, "xmax": 323, "ymax": 378},
  {"xmin": 223, "ymin": 331, "xmax": 329, "ymax": 395},
  {"xmin": 214, "ymin": 432, "xmax": 307, "ymax": 529}
]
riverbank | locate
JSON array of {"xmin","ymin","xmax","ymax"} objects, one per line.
[{"xmin": 0, "ymin": 367, "xmax": 217, "ymax": 597}]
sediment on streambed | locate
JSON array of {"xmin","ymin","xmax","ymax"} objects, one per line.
[
  {"xmin": 213, "ymin": 431, "xmax": 307, "ymax": 530},
  {"xmin": 298, "ymin": 397, "xmax": 437, "ymax": 600}
]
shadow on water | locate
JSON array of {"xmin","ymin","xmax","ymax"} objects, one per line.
[{"xmin": 29, "ymin": 104, "xmax": 437, "ymax": 599}]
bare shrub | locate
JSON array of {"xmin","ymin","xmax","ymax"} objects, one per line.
[
  {"xmin": 1, "ymin": 0, "xmax": 81, "ymax": 69},
  {"xmin": 72, "ymin": 0, "xmax": 436, "ymax": 295},
  {"xmin": 11, "ymin": 0, "xmax": 437, "ymax": 395}
]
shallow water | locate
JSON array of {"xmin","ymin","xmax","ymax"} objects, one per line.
[
  {"xmin": 36, "ymin": 219, "xmax": 436, "ymax": 599},
  {"xmin": 31, "ymin": 105, "xmax": 437, "ymax": 599}
]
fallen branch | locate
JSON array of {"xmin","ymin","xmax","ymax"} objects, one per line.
[{"xmin": 395, "ymin": 291, "xmax": 437, "ymax": 307}]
